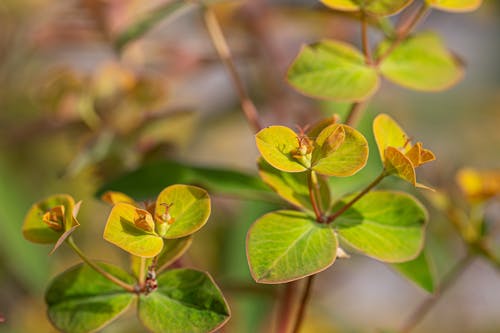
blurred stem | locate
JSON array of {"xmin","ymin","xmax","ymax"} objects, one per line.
[
  {"xmin": 202, "ymin": 5, "xmax": 263, "ymax": 133},
  {"xmin": 308, "ymin": 171, "xmax": 323, "ymax": 222},
  {"xmin": 344, "ymin": 10, "xmax": 372, "ymax": 127},
  {"xmin": 327, "ymin": 171, "xmax": 386, "ymax": 224},
  {"xmin": 276, "ymin": 281, "xmax": 297, "ymax": 333},
  {"xmin": 345, "ymin": 101, "xmax": 367, "ymax": 127},
  {"xmin": 400, "ymin": 253, "xmax": 474, "ymax": 333},
  {"xmin": 66, "ymin": 237, "xmax": 136, "ymax": 292},
  {"xmin": 292, "ymin": 275, "xmax": 315, "ymax": 333},
  {"xmin": 376, "ymin": 2, "xmax": 430, "ymax": 65},
  {"xmin": 138, "ymin": 256, "xmax": 147, "ymax": 287},
  {"xmin": 376, "ymin": 16, "xmax": 397, "ymax": 39},
  {"xmin": 360, "ymin": 12, "xmax": 372, "ymax": 65}
]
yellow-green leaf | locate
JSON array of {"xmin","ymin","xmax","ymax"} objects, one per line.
[
  {"xmin": 427, "ymin": 0, "xmax": 482, "ymax": 12},
  {"xmin": 256, "ymin": 126, "xmax": 310, "ymax": 172},
  {"xmin": 373, "ymin": 113, "xmax": 409, "ymax": 162},
  {"xmin": 103, "ymin": 203, "xmax": 163, "ymax": 257},
  {"xmin": 287, "ymin": 40, "xmax": 379, "ymax": 101},
  {"xmin": 378, "ymin": 32, "xmax": 464, "ymax": 91},
  {"xmin": 334, "ymin": 191, "xmax": 427, "ymax": 262},
  {"xmin": 247, "ymin": 210, "xmax": 337, "ymax": 283},
  {"xmin": 312, "ymin": 124, "xmax": 369, "ymax": 177},
  {"xmin": 23, "ymin": 194, "xmax": 77, "ymax": 244},
  {"xmin": 155, "ymin": 185, "xmax": 211, "ymax": 239},
  {"xmin": 321, "ymin": 0, "xmax": 413, "ymax": 16}
]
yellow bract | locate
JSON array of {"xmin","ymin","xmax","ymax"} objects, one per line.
[
  {"xmin": 374, "ymin": 114, "xmax": 435, "ymax": 189},
  {"xmin": 101, "ymin": 191, "xmax": 136, "ymax": 205},
  {"xmin": 456, "ymin": 168, "xmax": 500, "ymax": 202},
  {"xmin": 427, "ymin": 0, "xmax": 482, "ymax": 12},
  {"xmin": 42, "ymin": 205, "xmax": 65, "ymax": 231},
  {"xmin": 103, "ymin": 185, "xmax": 211, "ymax": 257},
  {"xmin": 320, "ymin": 0, "xmax": 413, "ymax": 16}
]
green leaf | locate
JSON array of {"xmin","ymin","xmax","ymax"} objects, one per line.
[
  {"xmin": 103, "ymin": 203, "xmax": 163, "ymax": 257},
  {"xmin": 321, "ymin": 0, "xmax": 413, "ymax": 16},
  {"xmin": 23, "ymin": 194, "xmax": 76, "ymax": 244},
  {"xmin": 334, "ymin": 191, "xmax": 427, "ymax": 262},
  {"xmin": 287, "ymin": 39, "xmax": 379, "ymax": 101},
  {"xmin": 114, "ymin": 0, "xmax": 188, "ymax": 52},
  {"xmin": 131, "ymin": 236, "xmax": 193, "ymax": 278},
  {"xmin": 378, "ymin": 32, "xmax": 464, "ymax": 91},
  {"xmin": 258, "ymin": 158, "xmax": 331, "ymax": 212},
  {"xmin": 155, "ymin": 185, "xmax": 211, "ymax": 238},
  {"xmin": 138, "ymin": 269, "xmax": 230, "ymax": 333},
  {"xmin": 427, "ymin": 0, "xmax": 482, "ymax": 12},
  {"xmin": 255, "ymin": 126, "xmax": 310, "ymax": 172},
  {"xmin": 97, "ymin": 160, "xmax": 269, "ymax": 201},
  {"xmin": 247, "ymin": 210, "xmax": 337, "ymax": 283},
  {"xmin": 391, "ymin": 250, "xmax": 435, "ymax": 292},
  {"xmin": 45, "ymin": 263, "xmax": 135, "ymax": 333},
  {"xmin": 373, "ymin": 113, "xmax": 409, "ymax": 162},
  {"xmin": 312, "ymin": 124, "xmax": 369, "ymax": 177}
]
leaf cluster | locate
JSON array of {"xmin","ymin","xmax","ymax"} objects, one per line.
[{"xmin": 22, "ymin": 185, "xmax": 230, "ymax": 333}]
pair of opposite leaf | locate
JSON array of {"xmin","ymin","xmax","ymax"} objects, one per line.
[
  {"xmin": 287, "ymin": 0, "xmax": 482, "ymax": 102},
  {"xmin": 22, "ymin": 185, "xmax": 211, "ymax": 259},
  {"xmin": 23, "ymin": 194, "xmax": 81, "ymax": 255},
  {"xmin": 248, "ymin": 114, "xmax": 433, "ymax": 284},
  {"xmin": 256, "ymin": 113, "xmax": 434, "ymax": 191},
  {"xmin": 102, "ymin": 184, "xmax": 210, "ymax": 258},
  {"xmin": 321, "ymin": 0, "xmax": 482, "ymax": 16}
]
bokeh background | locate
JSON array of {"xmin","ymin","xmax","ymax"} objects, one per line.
[{"xmin": 0, "ymin": 0, "xmax": 499, "ymax": 332}]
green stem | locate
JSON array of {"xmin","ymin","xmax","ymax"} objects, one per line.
[
  {"xmin": 399, "ymin": 253, "xmax": 474, "ymax": 333},
  {"xmin": 308, "ymin": 171, "xmax": 324, "ymax": 222},
  {"xmin": 66, "ymin": 237, "xmax": 136, "ymax": 293},
  {"xmin": 292, "ymin": 275, "xmax": 316, "ymax": 333},
  {"xmin": 375, "ymin": 2, "xmax": 430, "ymax": 65},
  {"xmin": 202, "ymin": 5, "xmax": 262, "ymax": 133},
  {"xmin": 327, "ymin": 171, "xmax": 386, "ymax": 224}
]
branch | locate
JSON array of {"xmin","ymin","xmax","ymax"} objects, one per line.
[
  {"xmin": 376, "ymin": 2, "xmax": 430, "ymax": 65},
  {"xmin": 344, "ymin": 101, "xmax": 367, "ymax": 127},
  {"xmin": 360, "ymin": 11, "xmax": 372, "ymax": 65},
  {"xmin": 327, "ymin": 171, "xmax": 386, "ymax": 224},
  {"xmin": 202, "ymin": 6, "xmax": 263, "ymax": 133},
  {"xmin": 292, "ymin": 275, "xmax": 316, "ymax": 333},
  {"xmin": 276, "ymin": 281, "xmax": 298, "ymax": 333},
  {"xmin": 308, "ymin": 171, "xmax": 324, "ymax": 222}
]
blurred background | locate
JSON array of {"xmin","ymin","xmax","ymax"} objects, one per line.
[{"xmin": 0, "ymin": 0, "xmax": 499, "ymax": 332}]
